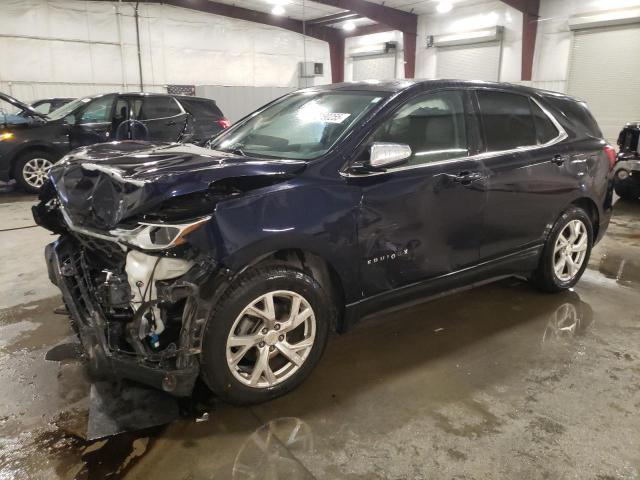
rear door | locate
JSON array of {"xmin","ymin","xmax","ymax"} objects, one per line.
[
  {"xmin": 136, "ymin": 95, "xmax": 188, "ymax": 141},
  {"xmin": 476, "ymin": 89, "xmax": 572, "ymax": 260},
  {"xmin": 352, "ymin": 89, "xmax": 488, "ymax": 296}
]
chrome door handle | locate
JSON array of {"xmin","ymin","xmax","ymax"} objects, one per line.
[
  {"xmin": 449, "ymin": 171, "xmax": 485, "ymax": 185},
  {"xmin": 551, "ymin": 154, "xmax": 568, "ymax": 166}
]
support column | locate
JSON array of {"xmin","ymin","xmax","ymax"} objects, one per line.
[
  {"xmin": 521, "ymin": 9, "xmax": 538, "ymax": 81},
  {"xmin": 329, "ymin": 37, "xmax": 345, "ymax": 83},
  {"xmin": 403, "ymin": 31, "xmax": 417, "ymax": 79}
]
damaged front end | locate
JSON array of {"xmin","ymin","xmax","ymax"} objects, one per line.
[{"xmin": 33, "ymin": 142, "xmax": 305, "ymax": 396}]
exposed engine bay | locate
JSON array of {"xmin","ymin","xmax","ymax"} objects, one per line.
[{"xmin": 33, "ymin": 142, "xmax": 305, "ymax": 396}]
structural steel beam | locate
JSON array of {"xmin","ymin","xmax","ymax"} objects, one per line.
[
  {"xmin": 307, "ymin": 11, "xmax": 362, "ymax": 25},
  {"xmin": 310, "ymin": 0, "xmax": 417, "ymax": 35},
  {"xmin": 342, "ymin": 23, "xmax": 394, "ymax": 37},
  {"xmin": 500, "ymin": 0, "xmax": 540, "ymax": 81}
]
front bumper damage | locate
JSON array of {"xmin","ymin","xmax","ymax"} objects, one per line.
[{"xmin": 45, "ymin": 236, "xmax": 215, "ymax": 397}]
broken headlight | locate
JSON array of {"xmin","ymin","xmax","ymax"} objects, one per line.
[{"xmin": 110, "ymin": 216, "xmax": 210, "ymax": 251}]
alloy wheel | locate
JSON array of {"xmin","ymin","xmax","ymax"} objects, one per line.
[
  {"xmin": 226, "ymin": 290, "xmax": 316, "ymax": 389},
  {"xmin": 22, "ymin": 158, "xmax": 53, "ymax": 189},
  {"xmin": 553, "ymin": 219, "xmax": 588, "ymax": 282}
]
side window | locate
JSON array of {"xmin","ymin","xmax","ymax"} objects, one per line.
[
  {"xmin": 33, "ymin": 102, "xmax": 51, "ymax": 114},
  {"xmin": 114, "ymin": 98, "xmax": 129, "ymax": 122},
  {"xmin": 530, "ymin": 100, "xmax": 559, "ymax": 144},
  {"xmin": 371, "ymin": 90, "xmax": 469, "ymax": 166},
  {"xmin": 477, "ymin": 91, "xmax": 536, "ymax": 151},
  {"xmin": 79, "ymin": 95, "xmax": 115, "ymax": 124},
  {"xmin": 139, "ymin": 97, "xmax": 182, "ymax": 120}
]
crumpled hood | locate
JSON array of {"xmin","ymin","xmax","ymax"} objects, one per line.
[{"xmin": 50, "ymin": 141, "xmax": 307, "ymax": 230}]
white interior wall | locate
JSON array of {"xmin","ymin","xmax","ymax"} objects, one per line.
[
  {"xmin": 344, "ymin": 30, "xmax": 405, "ymax": 81},
  {"xmin": 0, "ymin": 0, "xmax": 331, "ymax": 103},
  {"xmin": 415, "ymin": 0, "xmax": 523, "ymax": 82},
  {"xmin": 531, "ymin": 0, "xmax": 640, "ymax": 93}
]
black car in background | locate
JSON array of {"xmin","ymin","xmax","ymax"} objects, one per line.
[
  {"xmin": 35, "ymin": 80, "xmax": 614, "ymax": 403},
  {"xmin": 31, "ymin": 98, "xmax": 75, "ymax": 115},
  {"xmin": 614, "ymin": 121, "xmax": 640, "ymax": 200},
  {"xmin": 0, "ymin": 92, "xmax": 229, "ymax": 192}
]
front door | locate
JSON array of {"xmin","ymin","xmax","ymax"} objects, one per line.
[
  {"xmin": 68, "ymin": 94, "xmax": 117, "ymax": 149},
  {"xmin": 352, "ymin": 89, "xmax": 488, "ymax": 297}
]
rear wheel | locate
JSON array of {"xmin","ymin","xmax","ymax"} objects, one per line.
[
  {"xmin": 200, "ymin": 266, "xmax": 332, "ymax": 405},
  {"xmin": 532, "ymin": 207, "xmax": 593, "ymax": 293},
  {"xmin": 14, "ymin": 150, "xmax": 57, "ymax": 193}
]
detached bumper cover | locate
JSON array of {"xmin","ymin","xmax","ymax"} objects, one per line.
[{"xmin": 45, "ymin": 237, "xmax": 199, "ymax": 397}]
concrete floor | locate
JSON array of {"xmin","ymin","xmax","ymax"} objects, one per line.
[{"xmin": 1, "ymin": 181, "xmax": 639, "ymax": 479}]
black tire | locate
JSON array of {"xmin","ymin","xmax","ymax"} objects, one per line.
[
  {"xmin": 614, "ymin": 181, "xmax": 640, "ymax": 201},
  {"xmin": 13, "ymin": 150, "xmax": 58, "ymax": 193},
  {"xmin": 532, "ymin": 206, "xmax": 593, "ymax": 293},
  {"xmin": 200, "ymin": 265, "xmax": 332, "ymax": 405}
]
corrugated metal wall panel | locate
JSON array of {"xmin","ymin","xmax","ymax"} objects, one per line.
[
  {"xmin": 436, "ymin": 42, "xmax": 501, "ymax": 81},
  {"xmin": 567, "ymin": 25, "xmax": 640, "ymax": 142},
  {"xmin": 195, "ymin": 85, "xmax": 295, "ymax": 123},
  {"xmin": 352, "ymin": 54, "xmax": 397, "ymax": 81}
]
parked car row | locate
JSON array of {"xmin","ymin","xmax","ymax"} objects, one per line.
[
  {"xmin": 34, "ymin": 80, "xmax": 614, "ymax": 403},
  {"xmin": 0, "ymin": 91, "xmax": 229, "ymax": 192},
  {"xmin": 614, "ymin": 121, "xmax": 640, "ymax": 200}
]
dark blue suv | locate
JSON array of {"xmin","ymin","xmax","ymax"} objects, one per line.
[{"xmin": 34, "ymin": 80, "xmax": 614, "ymax": 404}]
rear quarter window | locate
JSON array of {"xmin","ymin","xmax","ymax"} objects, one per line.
[
  {"xmin": 178, "ymin": 98, "xmax": 223, "ymax": 119},
  {"xmin": 530, "ymin": 100, "xmax": 560, "ymax": 144},
  {"xmin": 547, "ymin": 97, "xmax": 602, "ymax": 138}
]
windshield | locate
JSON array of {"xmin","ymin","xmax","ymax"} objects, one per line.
[
  {"xmin": 210, "ymin": 91, "xmax": 386, "ymax": 160},
  {"xmin": 47, "ymin": 97, "xmax": 92, "ymax": 121},
  {"xmin": 0, "ymin": 98, "xmax": 31, "ymax": 125}
]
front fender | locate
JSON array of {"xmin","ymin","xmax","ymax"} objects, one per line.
[{"xmin": 191, "ymin": 181, "xmax": 363, "ymax": 303}]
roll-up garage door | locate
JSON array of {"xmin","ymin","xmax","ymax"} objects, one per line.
[
  {"xmin": 567, "ymin": 24, "xmax": 640, "ymax": 142},
  {"xmin": 436, "ymin": 42, "xmax": 501, "ymax": 81},
  {"xmin": 352, "ymin": 54, "xmax": 396, "ymax": 81}
]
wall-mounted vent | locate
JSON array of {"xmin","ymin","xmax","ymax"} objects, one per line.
[
  {"xmin": 432, "ymin": 26, "xmax": 503, "ymax": 47},
  {"xmin": 299, "ymin": 62, "xmax": 324, "ymax": 78}
]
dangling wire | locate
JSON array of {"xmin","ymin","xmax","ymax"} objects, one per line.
[{"xmin": 302, "ymin": 0, "xmax": 307, "ymax": 88}]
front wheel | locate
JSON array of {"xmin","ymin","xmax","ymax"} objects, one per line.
[
  {"xmin": 14, "ymin": 150, "xmax": 57, "ymax": 193},
  {"xmin": 532, "ymin": 206, "xmax": 593, "ymax": 293},
  {"xmin": 200, "ymin": 266, "xmax": 332, "ymax": 405}
]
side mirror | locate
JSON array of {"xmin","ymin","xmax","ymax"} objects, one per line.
[
  {"xmin": 64, "ymin": 114, "xmax": 76, "ymax": 125},
  {"xmin": 368, "ymin": 142, "xmax": 412, "ymax": 169}
]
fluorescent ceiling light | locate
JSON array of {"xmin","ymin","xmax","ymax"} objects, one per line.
[
  {"xmin": 342, "ymin": 21, "xmax": 356, "ymax": 31},
  {"xmin": 272, "ymin": 4, "xmax": 285, "ymax": 15},
  {"xmin": 436, "ymin": 1, "xmax": 453, "ymax": 13}
]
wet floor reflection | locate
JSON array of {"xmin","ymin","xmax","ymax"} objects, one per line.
[
  {"xmin": 599, "ymin": 251, "xmax": 640, "ymax": 287},
  {"xmin": 541, "ymin": 296, "xmax": 593, "ymax": 346},
  {"xmin": 232, "ymin": 418, "xmax": 314, "ymax": 480}
]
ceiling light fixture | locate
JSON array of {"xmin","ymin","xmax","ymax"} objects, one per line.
[
  {"xmin": 272, "ymin": 4, "xmax": 285, "ymax": 15},
  {"xmin": 342, "ymin": 21, "xmax": 356, "ymax": 31},
  {"xmin": 436, "ymin": 1, "xmax": 453, "ymax": 13}
]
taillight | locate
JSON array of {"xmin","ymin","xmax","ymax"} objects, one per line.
[
  {"xmin": 216, "ymin": 119, "xmax": 231, "ymax": 129},
  {"xmin": 603, "ymin": 145, "xmax": 616, "ymax": 169}
]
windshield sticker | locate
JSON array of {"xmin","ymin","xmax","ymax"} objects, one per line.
[{"xmin": 318, "ymin": 113, "xmax": 351, "ymax": 123}]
